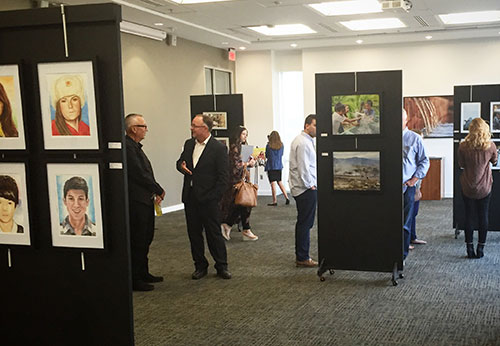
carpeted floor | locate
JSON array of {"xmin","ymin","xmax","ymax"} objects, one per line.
[{"xmin": 133, "ymin": 198, "xmax": 500, "ymax": 346}]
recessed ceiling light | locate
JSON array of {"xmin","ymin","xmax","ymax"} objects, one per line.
[
  {"xmin": 356, "ymin": 39, "xmax": 363, "ymax": 44},
  {"xmin": 439, "ymin": 11, "xmax": 500, "ymax": 25},
  {"xmin": 340, "ymin": 18, "xmax": 406, "ymax": 31},
  {"xmin": 170, "ymin": 0, "xmax": 229, "ymax": 3},
  {"xmin": 308, "ymin": 0, "xmax": 382, "ymax": 16},
  {"xmin": 290, "ymin": 43, "xmax": 298, "ymax": 48},
  {"xmin": 425, "ymin": 35, "xmax": 432, "ymax": 40},
  {"xmin": 239, "ymin": 46, "xmax": 246, "ymax": 50},
  {"xmin": 248, "ymin": 24, "xmax": 316, "ymax": 36},
  {"xmin": 222, "ymin": 42, "xmax": 229, "ymax": 45},
  {"xmin": 154, "ymin": 22, "xmax": 164, "ymax": 26}
]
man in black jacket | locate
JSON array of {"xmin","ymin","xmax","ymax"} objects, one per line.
[
  {"xmin": 125, "ymin": 113, "xmax": 165, "ymax": 291},
  {"xmin": 176, "ymin": 114, "xmax": 231, "ymax": 280}
]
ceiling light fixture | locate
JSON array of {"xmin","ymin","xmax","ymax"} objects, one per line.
[
  {"xmin": 356, "ymin": 39, "xmax": 363, "ymax": 44},
  {"xmin": 290, "ymin": 43, "xmax": 298, "ymax": 48},
  {"xmin": 247, "ymin": 24, "xmax": 316, "ymax": 36},
  {"xmin": 169, "ymin": 0, "xmax": 229, "ymax": 4},
  {"xmin": 425, "ymin": 35, "xmax": 432, "ymax": 39},
  {"xmin": 308, "ymin": 0, "xmax": 382, "ymax": 16},
  {"xmin": 438, "ymin": 11, "xmax": 500, "ymax": 25},
  {"xmin": 154, "ymin": 22, "xmax": 164, "ymax": 26},
  {"xmin": 239, "ymin": 46, "xmax": 246, "ymax": 50},
  {"xmin": 120, "ymin": 21, "xmax": 166, "ymax": 41},
  {"xmin": 222, "ymin": 42, "xmax": 229, "ymax": 45},
  {"xmin": 340, "ymin": 18, "xmax": 406, "ymax": 31}
]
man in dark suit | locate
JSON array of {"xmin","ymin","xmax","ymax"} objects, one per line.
[
  {"xmin": 176, "ymin": 114, "xmax": 231, "ymax": 280},
  {"xmin": 125, "ymin": 113, "xmax": 165, "ymax": 291}
]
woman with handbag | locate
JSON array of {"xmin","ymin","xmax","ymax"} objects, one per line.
[
  {"xmin": 220, "ymin": 126, "xmax": 259, "ymax": 241},
  {"xmin": 265, "ymin": 131, "xmax": 289, "ymax": 206},
  {"xmin": 458, "ymin": 118, "xmax": 497, "ymax": 258}
]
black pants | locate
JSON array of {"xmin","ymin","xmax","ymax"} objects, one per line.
[
  {"xmin": 225, "ymin": 205, "xmax": 251, "ymax": 230},
  {"xmin": 462, "ymin": 193, "xmax": 491, "ymax": 244},
  {"xmin": 129, "ymin": 201, "xmax": 155, "ymax": 282},
  {"xmin": 184, "ymin": 194, "xmax": 228, "ymax": 272}
]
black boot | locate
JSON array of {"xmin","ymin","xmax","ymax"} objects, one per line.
[
  {"xmin": 476, "ymin": 243, "xmax": 485, "ymax": 258},
  {"xmin": 466, "ymin": 243, "xmax": 476, "ymax": 259}
]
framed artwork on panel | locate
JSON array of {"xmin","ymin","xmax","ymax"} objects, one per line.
[
  {"xmin": 203, "ymin": 111, "xmax": 227, "ymax": 130},
  {"xmin": 215, "ymin": 136, "xmax": 229, "ymax": 148},
  {"xmin": 490, "ymin": 102, "xmax": 500, "ymax": 133},
  {"xmin": 492, "ymin": 139, "xmax": 500, "ymax": 170},
  {"xmin": 47, "ymin": 163, "xmax": 104, "ymax": 249},
  {"xmin": 333, "ymin": 151, "xmax": 381, "ymax": 191},
  {"xmin": 0, "ymin": 163, "xmax": 30, "ymax": 246},
  {"xmin": 403, "ymin": 96, "xmax": 453, "ymax": 138},
  {"xmin": 460, "ymin": 102, "xmax": 481, "ymax": 133},
  {"xmin": 331, "ymin": 94, "xmax": 380, "ymax": 135},
  {"xmin": 0, "ymin": 65, "xmax": 26, "ymax": 150},
  {"xmin": 38, "ymin": 61, "xmax": 99, "ymax": 150}
]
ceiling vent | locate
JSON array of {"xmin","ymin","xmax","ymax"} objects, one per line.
[
  {"xmin": 413, "ymin": 16, "xmax": 429, "ymax": 27},
  {"xmin": 381, "ymin": 0, "xmax": 412, "ymax": 12},
  {"xmin": 139, "ymin": 0, "xmax": 166, "ymax": 7},
  {"xmin": 318, "ymin": 23, "xmax": 338, "ymax": 33}
]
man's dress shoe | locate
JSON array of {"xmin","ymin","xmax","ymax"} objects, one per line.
[
  {"xmin": 192, "ymin": 269, "xmax": 208, "ymax": 280},
  {"xmin": 144, "ymin": 273, "xmax": 164, "ymax": 283},
  {"xmin": 217, "ymin": 269, "xmax": 232, "ymax": 279},
  {"xmin": 133, "ymin": 280, "xmax": 154, "ymax": 292}
]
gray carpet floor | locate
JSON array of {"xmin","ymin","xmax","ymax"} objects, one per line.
[{"xmin": 133, "ymin": 198, "xmax": 500, "ymax": 346}]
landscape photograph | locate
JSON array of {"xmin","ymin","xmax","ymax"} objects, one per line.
[{"xmin": 333, "ymin": 151, "xmax": 380, "ymax": 191}]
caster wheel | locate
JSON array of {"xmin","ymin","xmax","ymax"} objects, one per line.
[
  {"xmin": 399, "ymin": 273, "xmax": 404, "ymax": 279},
  {"xmin": 329, "ymin": 269, "xmax": 335, "ymax": 275},
  {"xmin": 392, "ymin": 280, "xmax": 398, "ymax": 286},
  {"xmin": 320, "ymin": 276, "xmax": 325, "ymax": 282}
]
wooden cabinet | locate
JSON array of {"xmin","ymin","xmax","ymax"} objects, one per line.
[{"xmin": 421, "ymin": 157, "xmax": 443, "ymax": 200}]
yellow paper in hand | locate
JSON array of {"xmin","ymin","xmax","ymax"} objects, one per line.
[{"xmin": 154, "ymin": 203, "xmax": 163, "ymax": 216}]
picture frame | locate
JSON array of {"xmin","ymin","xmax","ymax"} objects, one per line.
[
  {"xmin": 47, "ymin": 163, "xmax": 104, "ymax": 249},
  {"xmin": 331, "ymin": 94, "xmax": 381, "ymax": 135},
  {"xmin": 0, "ymin": 65, "xmax": 26, "ymax": 150},
  {"xmin": 333, "ymin": 151, "xmax": 381, "ymax": 191},
  {"xmin": 403, "ymin": 95, "xmax": 453, "ymax": 138},
  {"xmin": 215, "ymin": 136, "xmax": 229, "ymax": 148},
  {"xmin": 38, "ymin": 61, "xmax": 99, "ymax": 150},
  {"xmin": 0, "ymin": 163, "xmax": 31, "ymax": 246},
  {"xmin": 492, "ymin": 139, "xmax": 500, "ymax": 170},
  {"xmin": 460, "ymin": 102, "xmax": 481, "ymax": 133},
  {"xmin": 490, "ymin": 102, "xmax": 500, "ymax": 133},
  {"xmin": 203, "ymin": 111, "xmax": 227, "ymax": 130}
]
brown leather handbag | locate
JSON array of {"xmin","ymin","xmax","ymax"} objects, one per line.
[{"xmin": 234, "ymin": 178, "xmax": 258, "ymax": 207}]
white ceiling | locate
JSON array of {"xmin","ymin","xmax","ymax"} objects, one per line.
[{"xmin": 60, "ymin": 0, "xmax": 500, "ymax": 50}]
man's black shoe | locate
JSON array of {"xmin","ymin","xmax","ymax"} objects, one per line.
[
  {"xmin": 216, "ymin": 269, "xmax": 232, "ymax": 280},
  {"xmin": 192, "ymin": 269, "xmax": 208, "ymax": 280},
  {"xmin": 143, "ymin": 273, "xmax": 164, "ymax": 283},
  {"xmin": 133, "ymin": 280, "xmax": 154, "ymax": 291}
]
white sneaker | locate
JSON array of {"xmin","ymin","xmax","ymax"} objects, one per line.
[{"xmin": 242, "ymin": 229, "xmax": 258, "ymax": 241}]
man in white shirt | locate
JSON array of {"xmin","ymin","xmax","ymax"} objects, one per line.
[
  {"xmin": 289, "ymin": 114, "xmax": 318, "ymax": 267},
  {"xmin": 332, "ymin": 103, "xmax": 359, "ymax": 134}
]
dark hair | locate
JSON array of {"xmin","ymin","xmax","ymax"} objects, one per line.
[
  {"xmin": 63, "ymin": 176, "xmax": 89, "ymax": 199},
  {"xmin": 0, "ymin": 82, "xmax": 18, "ymax": 137},
  {"xmin": 54, "ymin": 96, "xmax": 82, "ymax": 136},
  {"xmin": 0, "ymin": 175, "xmax": 19, "ymax": 206},
  {"xmin": 198, "ymin": 114, "xmax": 213, "ymax": 131},
  {"xmin": 334, "ymin": 103, "xmax": 345, "ymax": 113},
  {"xmin": 304, "ymin": 114, "xmax": 316, "ymax": 129},
  {"xmin": 366, "ymin": 100, "xmax": 373, "ymax": 107},
  {"xmin": 231, "ymin": 125, "xmax": 248, "ymax": 146}
]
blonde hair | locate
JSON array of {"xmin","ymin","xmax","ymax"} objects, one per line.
[
  {"xmin": 268, "ymin": 131, "xmax": 283, "ymax": 150},
  {"xmin": 464, "ymin": 118, "xmax": 491, "ymax": 150}
]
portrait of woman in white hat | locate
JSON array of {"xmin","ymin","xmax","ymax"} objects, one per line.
[{"xmin": 51, "ymin": 74, "xmax": 90, "ymax": 136}]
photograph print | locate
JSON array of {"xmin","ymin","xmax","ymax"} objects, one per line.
[
  {"xmin": 333, "ymin": 151, "xmax": 381, "ymax": 191},
  {"xmin": 490, "ymin": 102, "xmax": 500, "ymax": 133},
  {"xmin": 0, "ymin": 163, "xmax": 30, "ymax": 246},
  {"xmin": 47, "ymin": 163, "xmax": 103, "ymax": 249},
  {"xmin": 203, "ymin": 111, "xmax": 227, "ymax": 130},
  {"xmin": 215, "ymin": 137, "xmax": 229, "ymax": 148},
  {"xmin": 38, "ymin": 61, "xmax": 99, "ymax": 149},
  {"xmin": 331, "ymin": 94, "xmax": 380, "ymax": 135},
  {"xmin": 403, "ymin": 96, "xmax": 453, "ymax": 137},
  {"xmin": 0, "ymin": 65, "xmax": 26, "ymax": 150},
  {"xmin": 460, "ymin": 102, "xmax": 481, "ymax": 133},
  {"xmin": 492, "ymin": 139, "xmax": 500, "ymax": 170}
]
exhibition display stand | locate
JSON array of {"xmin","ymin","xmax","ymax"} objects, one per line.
[
  {"xmin": 315, "ymin": 70, "xmax": 404, "ymax": 285},
  {"xmin": 453, "ymin": 84, "xmax": 500, "ymax": 238},
  {"xmin": 0, "ymin": 4, "xmax": 134, "ymax": 345}
]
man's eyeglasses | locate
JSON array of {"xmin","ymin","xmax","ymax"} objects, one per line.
[
  {"xmin": 191, "ymin": 124, "xmax": 207, "ymax": 128},
  {"xmin": 134, "ymin": 125, "xmax": 148, "ymax": 128}
]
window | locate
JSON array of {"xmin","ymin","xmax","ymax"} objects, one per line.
[{"xmin": 205, "ymin": 67, "xmax": 232, "ymax": 95}]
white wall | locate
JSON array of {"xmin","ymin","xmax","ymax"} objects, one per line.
[{"xmin": 237, "ymin": 37, "xmax": 500, "ymax": 198}]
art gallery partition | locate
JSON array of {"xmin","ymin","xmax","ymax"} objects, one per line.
[
  {"xmin": 190, "ymin": 93, "xmax": 244, "ymax": 143},
  {"xmin": 453, "ymin": 84, "xmax": 500, "ymax": 237},
  {"xmin": 315, "ymin": 70, "xmax": 403, "ymax": 284},
  {"xmin": 0, "ymin": 4, "xmax": 134, "ymax": 345}
]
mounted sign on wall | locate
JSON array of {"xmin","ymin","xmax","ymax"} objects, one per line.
[{"xmin": 228, "ymin": 48, "xmax": 236, "ymax": 61}]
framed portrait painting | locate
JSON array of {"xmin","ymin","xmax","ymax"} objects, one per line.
[
  {"xmin": 0, "ymin": 65, "xmax": 26, "ymax": 150},
  {"xmin": 47, "ymin": 163, "xmax": 104, "ymax": 249},
  {"xmin": 333, "ymin": 151, "xmax": 381, "ymax": 191},
  {"xmin": 38, "ymin": 61, "xmax": 99, "ymax": 150},
  {"xmin": 460, "ymin": 102, "xmax": 481, "ymax": 133},
  {"xmin": 215, "ymin": 137, "xmax": 229, "ymax": 148},
  {"xmin": 331, "ymin": 94, "xmax": 380, "ymax": 135},
  {"xmin": 203, "ymin": 111, "xmax": 227, "ymax": 130},
  {"xmin": 490, "ymin": 102, "xmax": 500, "ymax": 133},
  {"xmin": 0, "ymin": 163, "xmax": 30, "ymax": 246}
]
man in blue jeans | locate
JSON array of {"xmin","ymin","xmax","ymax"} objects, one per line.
[
  {"xmin": 402, "ymin": 109, "xmax": 429, "ymax": 260},
  {"xmin": 289, "ymin": 114, "xmax": 318, "ymax": 267}
]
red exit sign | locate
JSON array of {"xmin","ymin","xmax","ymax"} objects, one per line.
[{"xmin": 228, "ymin": 48, "xmax": 236, "ymax": 61}]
